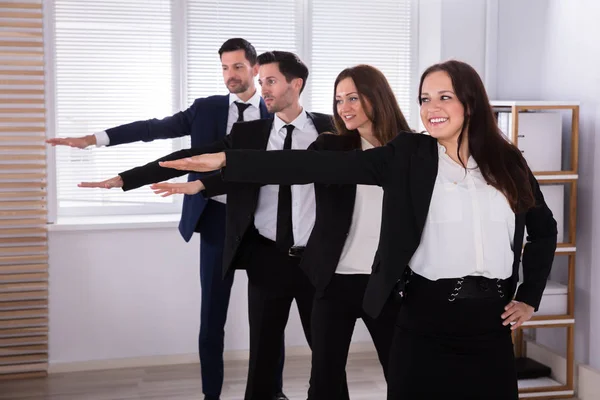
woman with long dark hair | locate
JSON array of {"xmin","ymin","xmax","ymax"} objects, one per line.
[
  {"xmin": 158, "ymin": 60, "xmax": 557, "ymax": 399},
  {"xmin": 152, "ymin": 64, "xmax": 411, "ymax": 399}
]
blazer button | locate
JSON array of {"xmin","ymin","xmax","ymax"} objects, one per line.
[{"xmin": 235, "ymin": 236, "xmax": 241, "ymax": 243}]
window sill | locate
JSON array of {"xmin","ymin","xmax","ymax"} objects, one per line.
[{"xmin": 48, "ymin": 214, "xmax": 181, "ymax": 232}]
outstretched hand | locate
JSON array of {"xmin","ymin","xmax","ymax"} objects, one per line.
[
  {"xmin": 46, "ymin": 135, "xmax": 96, "ymax": 149},
  {"xmin": 150, "ymin": 180, "xmax": 205, "ymax": 197},
  {"xmin": 159, "ymin": 152, "xmax": 226, "ymax": 172},
  {"xmin": 78, "ymin": 175, "xmax": 123, "ymax": 189}
]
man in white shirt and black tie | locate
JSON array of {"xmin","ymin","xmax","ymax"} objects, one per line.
[
  {"xmin": 78, "ymin": 51, "xmax": 348, "ymax": 400},
  {"xmin": 47, "ymin": 39, "xmax": 288, "ymax": 400}
]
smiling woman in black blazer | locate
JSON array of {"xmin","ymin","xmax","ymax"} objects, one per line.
[
  {"xmin": 158, "ymin": 60, "xmax": 558, "ymax": 400},
  {"xmin": 153, "ymin": 64, "xmax": 412, "ymax": 399}
]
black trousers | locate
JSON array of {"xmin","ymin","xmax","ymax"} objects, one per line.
[
  {"xmin": 308, "ymin": 274, "xmax": 398, "ymax": 400},
  {"xmin": 243, "ymin": 232, "xmax": 315, "ymax": 400},
  {"xmin": 388, "ymin": 272, "xmax": 518, "ymax": 400}
]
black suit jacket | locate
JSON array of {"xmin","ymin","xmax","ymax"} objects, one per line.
[
  {"xmin": 221, "ymin": 131, "xmax": 558, "ymax": 318},
  {"xmin": 296, "ymin": 132, "xmax": 361, "ymax": 292},
  {"xmin": 118, "ymin": 112, "xmax": 334, "ymax": 278}
]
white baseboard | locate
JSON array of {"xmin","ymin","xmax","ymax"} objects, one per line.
[
  {"xmin": 49, "ymin": 341, "xmax": 377, "ymax": 374},
  {"xmin": 526, "ymin": 340, "xmax": 600, "ymax": 400}
]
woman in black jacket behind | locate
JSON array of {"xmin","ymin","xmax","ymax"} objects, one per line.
[
  {"xmin": 157, "ymin": 60, "xmax": 558, "ymax": 400},
  {"xmin": 153, "ymin": 64, "xmax": 412, "ymax": 399}
]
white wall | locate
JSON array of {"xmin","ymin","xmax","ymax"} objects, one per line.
[
  {"xmin": 48, "ymin": 225, "xmax": 351, "ymax": 366},
  {"xmin": 48, "ymin": 1, "xmax": 493, "ymax": 367},
  {"xmin": 496, "ymin": 0, "xmax": 600, "ymax": 370}
]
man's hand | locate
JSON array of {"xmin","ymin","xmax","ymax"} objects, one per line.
[
  {"xmin": 78, "ymin": 175, "xmax": 123, "ymax": 189},
  {"xmin": 46, "ymin": 135, "xmax": 97, "ymax": 149},
  {"xmin": 159, "ymin": 152, "xmax": 226, "ymax": 172},
  {"xmin": 501, "ymin": 300, "xmax": 535, "ymax": 330},
  {"xmin": 150, "ymin": 180, "xmax": 205, "ymax": 197}
]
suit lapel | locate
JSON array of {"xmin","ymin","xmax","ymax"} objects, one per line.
[
  {"xmin": 306, "ymin": 112, "xmax": 333, "ymax": 134},
  {"xmin": 410, "ymin": 137, "xmax": 439, "ymax": 231},
  {"xmin": 259, "ymin": 98, "xmax": 271, "ymax": 119},
  {"xmin": 238, "ymin": 118, "xmax": 273, "ymax": 150},
  {"xmin": 216, "ymin": 95, "xmax": 230, "ymax": 139}
]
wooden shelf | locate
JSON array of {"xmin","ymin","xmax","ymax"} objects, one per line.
[{"xmin": 518, "ymin": 377, "xmax": 574, "ymax": 398}]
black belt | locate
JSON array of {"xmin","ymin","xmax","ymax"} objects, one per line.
[
  {"xmin": 252, "ymin": 230, "xmax": 305, "ymax": 259},
  {"xmin": 404, "ymin": 269, "xmax": 511, "ymax": 302}
]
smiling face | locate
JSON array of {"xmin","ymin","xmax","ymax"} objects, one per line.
[
  {"xmin": 419, "ymin": 70, "xmax": 466, "ymax": 143},
  {"xmin": 335, "ymin": 77, "xmax": 372, "ymax": 134},
  {"xmin": 258, "ymin": 62, "xmax": 301, "ymax": 113},
  {"xmin": 220, "ymin": 49, "xmax": 257, "ymax": 94}
]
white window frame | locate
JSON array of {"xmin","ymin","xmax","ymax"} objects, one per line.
[{"xmin": 45, "ymin": 0, "xmax": 419, "ymax": 223}]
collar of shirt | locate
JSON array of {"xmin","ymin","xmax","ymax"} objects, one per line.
[
  {"xmin": 273, "ymin": 108, "xmax": 310, "ymax": 135},
  {"xmin": 228, "ymin": 90, "xmax": 261, "ymax": 109},
  {"xmin": 438, "ymin": 142, "xmax": 479, "ymax": 170},
  {"xmin": 361, "ymin": 136, "xmax": 376, "ymax": 150}
]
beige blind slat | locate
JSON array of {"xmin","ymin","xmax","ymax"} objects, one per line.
[
  {"xmin": 0, "ymin": 191, "xmax": 46, "ymax": 198},
  {"xmin": 0, "ymin": 21, "xmax": 43, "ymax": 29},
  {"xmin": 0, "ymin": 354, "xmax": 47, "ymax": 364},
  {"xmin": 0, "ymin": 292, "xmax": 48, "ymax": 302},
  {"xmin": 0, "ymin": 70, "xmax": 44, "ymax": 76},
  {"xmin": 0, "ymin": 308, "xmax": 46, "ymax": 318},
  {"xmin": 0, "ymin": 183, "xmax": 47, "ymax": 189},
  {"xmin": 0, "ymin": 282, "xmax": 48, "ymax": 292},
  {"xmin": 0, "ymin": 2, "xmax": 43, "ymax": 10},
  {"xmin": 0, "ymin": 345, "xmax": 47, "ymax": 356},
  {"xmin": 0, "ymin": 266, "xmax": 47, "ymax": 275},
  {"xmin": 0, "ymin": 272, "xmax": 48, "ymax": 281},
  {"xmin": 0, "ymin": 256, "xmax": 47, "ymax": 265},
  {"xmin": 0, "ymin": 31, "xmax": 43, "ymax": 38},
  {"xmin": 0, "ymin": 300, "xmax": 48, "ymax": 309},
  {"xmin": 0, "ymin": 326, "xmax": 47, "ymax": 335},
  {"xmin": 0, "ymin": 317, "xmax": 48, "ymax": 329},
  {"xmin": 0, "ymin": 363, "xmax": 47, "ymax": 376},
  {"xmin": 0, "ymin": 335, "xmax": 47, "ymax": 346},
  {"xmin": 0, "ymin": 370, "xmax": 46, "ymax": 380},
  {"xmin": 0, "ymin": 309, "xmax": 47, "ymax": 319}
]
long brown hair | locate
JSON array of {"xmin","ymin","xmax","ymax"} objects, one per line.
[
  {"xmin": 418, "ymin": 60, "xmax": 535, "ymax": 212},
  {"xmin": 333, "ymin": 65, "xmax": 411, "ymax": 146}
]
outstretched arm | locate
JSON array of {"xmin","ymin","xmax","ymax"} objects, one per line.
[
  {"xmin": 158, "ymin": 133, "xmax": 411, "ymax": 187},
  {"xmin": 47, "ymin": 98, "xmax": 207, "ymax": 148},
  {"xmin": 77, "ymin": 135, "xmax": 232, "ymax": 191}
]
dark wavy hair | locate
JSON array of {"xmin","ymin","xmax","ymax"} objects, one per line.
[
  {"xmin": 333, "ymin": 64, "xmax": 411, "ymax": 146},
  {"xmin": 418, "ymin": 60, "xmax": 535, "ymax": 212}
]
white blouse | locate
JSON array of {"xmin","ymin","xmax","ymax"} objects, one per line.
[
  {"xmin": 408, "ymin": 143, "xmax": 516, "ymax": 280},
  {"xmin": 336, "ymin": 138, "xmax": 383, "ymax": 275}
]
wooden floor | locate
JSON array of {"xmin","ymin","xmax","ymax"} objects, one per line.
[{"xmin": 0, "ymin": 352, "xmax": 386, "ymax": 400}]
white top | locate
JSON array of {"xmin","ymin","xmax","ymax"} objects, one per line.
[
  {"xmin": 408, "ymin": 143, "xmax": 516, "ymax": 280},
  {"xmin": 94, "ymin": 91, "xmax": 262, "ymax": 204},
  {"xmin": 253, "ymin": 110, "xmax": 318, "ymax": 247},
  {"xmin": 336, "ymin": 138, "xmax": 383, "ymax": 275}
]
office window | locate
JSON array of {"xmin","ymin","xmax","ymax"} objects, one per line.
[{"xmin": 48, "ymin": 0, "xmax": 414, "ymax": 217}]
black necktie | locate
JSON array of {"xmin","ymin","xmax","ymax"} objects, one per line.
[
  {"xmin": 234, "ymin": 102, "xmax": 251, "ymax": 122},
  {"xmin": 276, "ymin": 124, "xmax": 295, "ymax": 251}
]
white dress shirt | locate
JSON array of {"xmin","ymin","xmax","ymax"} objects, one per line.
[
  {"xmin": 253, "ymin": 110, "xmax": 318, "ymax": 247},
  {"xmin": 94, "ymin": 92, "xmax": 262, "ymax": 203},
  {"xmin": 336, "ymin": 138, "xmax": 383, "ymax": 275},
  {"xmin": 408, "ymin": 143, "xmax": 516, "ymax": 280}
]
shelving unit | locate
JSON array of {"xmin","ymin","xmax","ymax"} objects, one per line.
[{"xmin": 491, "ymin": 101, "xmax": 580, "ymax": 399}]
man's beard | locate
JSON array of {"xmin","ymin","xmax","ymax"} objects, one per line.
[{"xmin": 228, "ymin": 80, "xmax": 250, "ymax": 94}]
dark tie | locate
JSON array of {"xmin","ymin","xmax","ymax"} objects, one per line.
[
  {"xmin": 234, "ymin": 101, "xmax": 251, "ymax": 122},
  {"xmin": 276, "ymin": 124, "xmax": 295, "ymax": 251}
]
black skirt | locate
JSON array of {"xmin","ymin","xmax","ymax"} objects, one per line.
[{"xmin": 388, "ymin": 272, "xmax": 518, "ymax": 400}]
